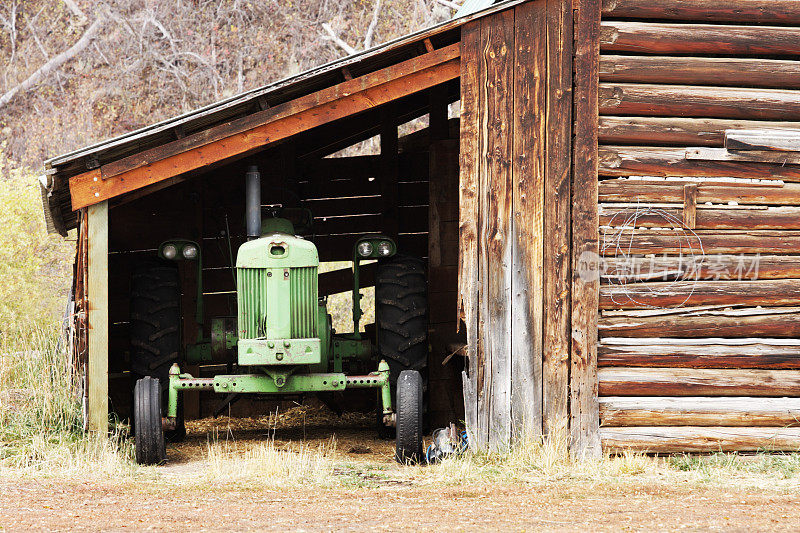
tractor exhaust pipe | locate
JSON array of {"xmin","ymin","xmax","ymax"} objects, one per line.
[{"xmin": 245, "ymin": 165, "xmax": 261, "ymax": 241}]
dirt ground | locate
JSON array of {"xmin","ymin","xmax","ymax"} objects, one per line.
[{"xmin": 2, "ymin": 408, "xmax": 800, "ymax": 531}]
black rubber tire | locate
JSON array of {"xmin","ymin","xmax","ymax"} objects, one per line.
[
  {"xmin": 395, "ymin": 370, "xmax": 423, "ymax": 464},
  {"xmin": 134, "ymin": 377, "xmax": 166, "ymax": 465},
  {"xmin": 130, "ymin": 260, "xmax": 185, "ymax": 442},
  {"xmin": 376, "ymin": 255, "xmax": 428, "ymax": 437}
]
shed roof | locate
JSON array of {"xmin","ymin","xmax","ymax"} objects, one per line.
[{"xmin": 41, "ymin": 0, "xmax": 523, "ymax": 235}]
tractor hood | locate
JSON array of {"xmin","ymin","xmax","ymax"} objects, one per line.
[{"xmin": 236, "ymin": 233, "xmax": 319, "ymax": 269}]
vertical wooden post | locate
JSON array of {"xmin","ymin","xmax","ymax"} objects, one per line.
[
  {"xmin": 511, "ymin": 0, "xmax": 547, "ymax": 440},
  {"xmin": 87, "ymin": 201, "xmax": 109, "ymax": 434},
  {"xmin": 458, "ymin": 20, "xmax": 482, "ymax": 449},
  {"xmin": 542, "ymin": 0, "xmax": 574, "ymax": 439},
  {"xmin": 571, "ymin": 0, "xmax": 602, "ymax": 458}
]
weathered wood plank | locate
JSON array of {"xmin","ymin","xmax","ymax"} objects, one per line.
[
  {"xmin": 599, "ymin": 367, "xmax": 800, "ymax": 397},
  {"xmin": 598, "ymin": 342, "xmax": 800, "ymax": 369},
  {"xmin": 601, "ymin": 0, "xmax": 800, "ymax": 24},
  {"xmin": 682, "ymin": 184, "xmax": 696, "ymax": 230},
  {"xmin": 600, "ymin": 311, "xmax": 800, "ymax": 339},
  {"xmin": 70, "ymin": 46, "xmax": 461, "ymax": 210},
  {"xmin": 600, "ymin": 229, "xmax": 800, "ymax": 255},
  {"xmin": 600, "ymin": 206, "xmax": 800, "ymax": 230},
  {"xmin": 511, "ymin": 0, "xmax": 545, "ymax": 441},
  {"xmin": 601, "ymin": 56, "xmax": 800, "ymax": 89},
  {"xmin": 601, "ymin": 426, "xmax": 800, "ymax": 453},
  {"xmin": 458, "ymin": 22, "xmax": 481, "ymax": 450},
  {"xmin": 687, "ymin": 147, "xmax": 800, "ymax": 166},
  {"xmin": 480, "ymin": 9, "xmax": 515, "ymax": 451},
  {"xmin": 600, "ymin": 279, "xmax": 800, "ymax": 310},
  {"xmin": 87, "ymin": 202, "xmax": 108, "ymax": 434},
  {"xmin": 543, "ymin": 0, "xmax": 573, "ymax": 439},
  {"xmin": 600, "ymin": 21, "xmax": 800, "ymax": 56},
  {"xmin": 599, "ymin": 179, "xmax": 800, "ymax": 205},
  {"xmin": 599, "ymin": 117, "xmax": 800, "ymax": 147},
  {"xmin": 599, "ymin": 146, "xmax": 800, "ymax": 181},
  {"xmin": 571, "ymin": 0, "xmax": 601, "ymax": 459},
  {"xmin": 726, "ymin": 129, "xmax": 800, "ymax": 152},
  {"xmin": 601, "ymin": 255, "xmax": 800, "ymax": 283},
  {"xmin": 600, "ymin": 84, "xmax": 800, "ymax": 122},
  {"xmin": 600, "ymin": 397, "xmax": 800, "ymax": 427}
]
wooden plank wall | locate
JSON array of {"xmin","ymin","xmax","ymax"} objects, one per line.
[
  {"xmin": 598, "ymin": 0, "xmax": 800, "ymax": 452},
  {"xmin": 459, "ymin": 2, "xmax": 552, "ymax": 450}
]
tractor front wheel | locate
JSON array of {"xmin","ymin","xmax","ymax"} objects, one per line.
[
  {"xmin": 395, "ymin": 370, "xmax": 423, "ymax": 464},
  {"xmin": 134, "ymin": 376, "xmax": 166, "ymax": 465}
]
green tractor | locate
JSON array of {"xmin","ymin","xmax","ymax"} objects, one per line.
[{"xmin": 131, "ymin": 166, "xmax": 427, "ymax": 465}]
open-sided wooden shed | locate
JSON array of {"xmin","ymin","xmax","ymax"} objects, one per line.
[{"xmin": 42, "ymin": 0, "xmax": 800, "ymax": 456}]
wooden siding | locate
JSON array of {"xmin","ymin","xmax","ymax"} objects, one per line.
[{"xmin": 599, "ymin": 0, "xmax": 800, "ymax": 453}]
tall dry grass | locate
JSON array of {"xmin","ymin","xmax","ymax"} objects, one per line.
[{"xmin": 0, "ymin": 322, "xmax": 134, "ymax": 477}]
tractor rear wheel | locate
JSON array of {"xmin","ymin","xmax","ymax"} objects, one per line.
[
  {"xmin": 395, "ymin": 370, "xmax": 423, "ymax": 464},
  {"xmin": 130, "ymin": 260, "xmax": 185, "ymax": 442},
  {"xmin": 134, "ymin": 376, "xmax": 166, "ymax": 465},
  {"xmin": 376, "ymin": 254, "xmax": 428, "ymax": 439}
]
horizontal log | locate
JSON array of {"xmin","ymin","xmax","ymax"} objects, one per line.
[
  {"xmin": 601, "ymin": 255, "xmax": 800, "ymax": 282},
  {"xmin": 598, "ymin": 342, "xmax": 800, "ymax": 368},
  {"xmin": 686, "ymin": 147, "xmax": 800, "ymax": 166},
  {"xmin": 599, "ymin": 367, "xmax": 800, "ymax": 396},
  {"xmin": 600, "ymin": 229, "xmax": 800, "ymax": 255},
  {"xmin": 600, "ymin": 84, "xmax": 800, "ymax": 121},
  {"xmin": 600, "ymin": 21, "xmax": 800, "ymax": 56},
  {"xmin": 599, "ymin": 146, "xmax": 800, "ymax": 181},
  {"xmin": 599, "ymin": 117, "xmax": 800, "ymax": 147},
  {"xmin": 599, "ymin": 179, "xmax": 800, "ymax": 205},
  {"xmin": 600, "ymin": 312, "xmax": 800, "ymax": 339},
  {"xmin": 601, "ymin": 426, "xmax": 800, "ymax": 453},
  {"xmin": 600, "ymin": 206, "xmax": 800, "ymax": 230},
  {"xmin": 601, "ymin": 56, "xmax": 800, "ymax": 89},
  {"xmin": 726, "ymin": 129, "xmax": 800, "ymax": 152},
  {"xmin": 600, "ymin": 279, "xmax": 800, "ymax": 309},
  {"xmin": 601, "ymin": 0, "xmax": 800, "ymax": 24},
  {"xmin": 600, "ymin": 397, "xmax": 800, "ymax": 427}
]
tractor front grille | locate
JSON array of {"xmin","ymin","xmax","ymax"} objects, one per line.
[{"xmin": 237, "ymin": 267, "xmax": 318, "ymax": 340}]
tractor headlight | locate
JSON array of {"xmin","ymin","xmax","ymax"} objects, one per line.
[
  {"xmin": 357, "ymin": 241, "xmax": 373, "ymax": 257},
  {"xmin": 162, "ymin": 244, "xmax": 177, "ymax": 260},
  {"xmin": 377, "ymin": 241, "xmax": 392, "ymax": 257},
  {"xmin": 182, "ymin": 244, "xmax": 198, "ymax": 260}
]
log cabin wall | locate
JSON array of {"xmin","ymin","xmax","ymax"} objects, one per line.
[{"xmin": 597, "ymin": 0, "xmax": 800, "ymax": 452}]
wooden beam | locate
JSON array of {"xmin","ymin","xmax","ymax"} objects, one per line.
[
  {"xmin": 686, "ymin": 147, "xmax": 800, "ymax": 166},
  {"xmin": 599, "ymin": 397, "xmax": 800, "ymax": 427},
  {"xmin": 599, "ymin": 229, "xmax": 800, "ymax": 255},
  {"xmin": 600, "ymin": 83, "xmax": 800, "ymax": 122},
  {"xmin": 601, "ymin": 426, "xmax": 800, "ymax": 453},
  {"xmin": 600, "ymin": 55, "xmax": 800, "ymax": 89},
  {"xmin": 599, "ymin": 310, "xmax": 800, "ymax": 339},
  {"xmin": 598, "ymin": 342, "xmax": 800, "ymax": 369},
  {"xmin": 726, "ymin": 129, "xmax": 800, "ymax": 152},
  {"xmin": 69, "ymin": 44, "xmax": 461, "ymax": 210},
  {"xmin": 87, "ymin": 202, "xmax": 108, "ymax": 433},
  {"xmin": 601, "ymin": 21, "xmax": 800, "ymax": 56},
  {"xmin": 571, "ymin": 0, "xmax": 601, "ymax": 458},
  {"xmin": 599, "ymin": 179, "xmax": 800, "ymax": 206},
  {"xmin": 599, "ymin": 116, "xmax": 800, "ymax": 147},
  {"xmin": 600, "ymin": 205, "xmax": 800, "ymax": 231},
  {"xmin": 601, "ymin": 0, "xmax": 800, "ymax": 24},
  {"xmin": 599, "ymin": 146, "xmax": 800, "ymax": 181},
  {"xmin": 541, "ymin": 0, "xmax": 572, "ymax": 440},
  {"xmin": 511, "ymin": 0, "xmax": 546, "ymax": 441},
  {"xmin": 599, "ymin": 367, "xmax": 800, "ymax": 397},
  {"xmin": 600, "ymin": 279, "xmax": 800, "ymax": 310}
]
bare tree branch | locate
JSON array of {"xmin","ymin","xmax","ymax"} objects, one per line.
[
  {"xmin": 0, "ymin": 15, "xmax": 104, "ymax": 110},
  {"xmin": 363, "ymin": 0, "xmax": 382, "ymax": 50},
  {"xmin": 435, "ymin": 0, "xmax": 462, "ymax": 10},
  {"xmin": 62, "ymin": 0, "xmax": 87, "ymax": 21},
  {"xmin": 321, "ymin": 22, "xmax": 356, "ymax": 55}
]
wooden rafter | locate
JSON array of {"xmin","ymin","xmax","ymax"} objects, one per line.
[{"xmin": 69, "ymin": 44, "xmax": 461, "ymax": 210}]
